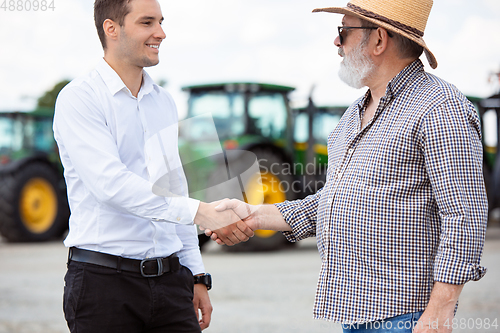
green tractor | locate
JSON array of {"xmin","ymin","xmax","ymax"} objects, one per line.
[
  {"xmin": 0, "ymin": 108, "xmax": 69, "ymax": 242},
  {"xmin": 178, "ymin": 82, "xmax": 346, "ymax": 251}
]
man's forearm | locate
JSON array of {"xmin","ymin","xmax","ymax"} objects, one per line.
[
  {"xmin": 426, "ymin": 281, "xmax": 464, "ymax": 312},
  {"xmin": 254, "ymin": 204, "xmax": 291, "ymax": 231},
  {"xmin": 415, "ymin": 281, "xmax": 464, "ymax": 332},
  {"xmin": 428, "ymin": 281, "xmax": 463, "ymax": 307}
]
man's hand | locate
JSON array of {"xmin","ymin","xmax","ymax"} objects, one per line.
[
  {"xmin": 215, "ymin": 199, "xmax": 259, "ymax": 228},
  {"xmin": 205, "ymin": 199, "xmax": 259, "ymax": 245},
  {"xmin": 193, "ymin": 282, "xmax": 212, "ymax": 330},
  {"xmin": 413, "ymin": 282, "xmax": 464, "ymax": 333},
  {"xmin": 194, "ymin": 201, "xmax": 254, "ymax": 246}
]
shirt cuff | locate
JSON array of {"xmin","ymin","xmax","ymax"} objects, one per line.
[
  {"xmin": 433, "ymin": 255, "xmax": 487, "ymax": 285},
  {"xmin": 178, "ymin": 248, "xmax": 205, "ymax": 276},
  {"xmin": 275, "ymin": 201, "xmax": 316, "ymax": 242},
  {"xmin": 160, "ymin": 197, "xmax": 200, "ymax": 224}
]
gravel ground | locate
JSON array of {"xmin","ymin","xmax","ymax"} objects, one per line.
[{"xmin": 0, "ymin": 228, "xmax": 498, "ymax": 333}]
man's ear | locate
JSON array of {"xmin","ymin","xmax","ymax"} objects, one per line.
[
  {"xmin": 103, "ymin": 19, "xmax": 119, "ymax": 44},
  {"xmin": 372, "ymin": 27, "xmax": 390, "ymax": 56}
]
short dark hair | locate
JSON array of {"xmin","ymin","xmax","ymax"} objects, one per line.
[
  {"xmin": 94, "ymin": 0, "xmax": 132, "ymax": 50},
  {"xmin": 360, "ymin": 19, "xmax": 424, "ymax": 60}
]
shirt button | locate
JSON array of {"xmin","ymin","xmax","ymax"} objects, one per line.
[{"xmin": 176, "ymin": 217, "xmax": 181, "ymax": 222}]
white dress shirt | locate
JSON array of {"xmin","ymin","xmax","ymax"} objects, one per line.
[{"xmin": 53, "ymin": 58, "xmax": 204, "ymax": 274}]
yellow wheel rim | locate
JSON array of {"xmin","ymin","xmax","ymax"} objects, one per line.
[
  {"xmin": 19, "ymin": 178, "xmax": 57, "ymax": 234},
  {"xmin": 245, "ymin": 171, "xmax": 286, "ymax": 238}
]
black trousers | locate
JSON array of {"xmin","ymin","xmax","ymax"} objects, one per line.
[{"xmin": 63, "ymin": 260, "xmax": 201, "ymax": 333}]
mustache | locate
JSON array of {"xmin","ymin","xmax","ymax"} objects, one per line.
[{"xmin": 338, "ymin": 48, "xmax": 345, "ymax": 57}]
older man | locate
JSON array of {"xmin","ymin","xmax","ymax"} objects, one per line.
[{"xmin": 211, "ymin": 0, "xmax": 488, "ymax": 332}]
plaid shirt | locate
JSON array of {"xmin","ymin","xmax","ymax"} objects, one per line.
[{"xmin": 275, "ymin": 60, "xmax": 488, "ymax": 324}]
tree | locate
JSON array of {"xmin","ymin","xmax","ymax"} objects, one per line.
[{"xmin": 37, "ymin": 79, "xmax": 71, "ymax": 109}]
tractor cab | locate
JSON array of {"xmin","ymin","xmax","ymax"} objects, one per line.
[
  {"xmin": 182, "ymin": 82, "xmax": 294, "ymax": 145},
  {"xmin": 292, "ymin": 105, "xmax": 347, "ymax": 194},
  {"xmin": 0, "ymin": 108, "xmax": 58, "ymax": 166}
]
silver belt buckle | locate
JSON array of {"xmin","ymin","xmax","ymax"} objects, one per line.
[{"xmin": 140, "ymin": 258, "xmax": 163, "ymax": 277}]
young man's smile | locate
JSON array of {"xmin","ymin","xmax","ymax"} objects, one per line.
[{"xmin": 117, "ymin": 0, "xmax": 166, "ymax": 68}]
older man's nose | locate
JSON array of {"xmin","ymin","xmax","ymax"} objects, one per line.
[{"xmin": 334, "ymin": 35, "xmax": 342, "ymax": 47}]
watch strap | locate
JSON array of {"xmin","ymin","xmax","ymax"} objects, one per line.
[{"xmin": 194, "ymin": 273, "xmax": 212, "ymax": 290}]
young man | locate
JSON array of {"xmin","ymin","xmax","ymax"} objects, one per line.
[
  {"xmin": 210, "ymin": 0, "xmax": 488, "ymax": 332},
  {"xmin": 54, "ymin": 0, "xmax": 253, "ymax": 332}
]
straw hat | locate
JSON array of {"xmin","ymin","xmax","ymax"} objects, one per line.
[{"xmin": 313, "ymin": 0, "xmax": 437, "ymax": 69}]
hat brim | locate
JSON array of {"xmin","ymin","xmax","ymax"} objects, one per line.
[{"xmin": 313, "ymin": 7, "xmax": 437, "ymax": 69}]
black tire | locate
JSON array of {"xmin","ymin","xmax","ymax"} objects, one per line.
[
  {"xmin": 204, "ymin": 148, "xmax": 296, "ymax": 252},
  {"xmin": 0, "ymin": 162, "xmax": 69, "ymax": 242}
]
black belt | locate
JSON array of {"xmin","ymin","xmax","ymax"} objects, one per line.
[{"xmin": 68, "ymin": 247, "xmax": 180, "ymax": 278}]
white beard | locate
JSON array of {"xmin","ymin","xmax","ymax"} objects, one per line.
[{"xmin": 338, "ymin": 43, "xmax": 375, "ymax": 89}]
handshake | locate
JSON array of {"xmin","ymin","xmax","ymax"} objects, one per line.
[
  {"xmin": 193, "ymin": 199, "xmax": 291, "ymax": 246},
  {"xmin": 193, "ymin": 199, "xmax": 258, "ymax": 246}
]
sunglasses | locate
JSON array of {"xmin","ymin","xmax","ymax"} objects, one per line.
[{"xmin": 337, "ymin": 26, "xmax": 378, "ymax": 45}]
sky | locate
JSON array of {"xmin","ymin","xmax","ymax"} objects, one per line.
[{"xmin": 1, "ymin": 0, "xmax": 499, "ymax": 118}]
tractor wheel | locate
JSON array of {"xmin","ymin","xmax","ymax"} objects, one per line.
[
  {"xmin": 0, "ymin": 162, "xmax": 69, "ymax": 242},
  {"xmin": 203, "ymin": 148, "xmax": 295, "ymax": 252}
]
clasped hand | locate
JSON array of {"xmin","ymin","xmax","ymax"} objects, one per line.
[{"xmin": 194, "ymin": 199, "xmax": 257, "ymax": 246}]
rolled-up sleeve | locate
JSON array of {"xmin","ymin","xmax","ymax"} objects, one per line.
[
  {"xmin": 421, "ymin": 98, "xmax": 488, "ymax": 284},
  {"xmin": 275, "ymin": 188, "xmax": 323, "ymax": 242}
]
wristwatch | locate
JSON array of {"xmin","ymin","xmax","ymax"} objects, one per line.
[{"xmin": 194, "ymin": 273, "xmax": 212, "ymax": 291}]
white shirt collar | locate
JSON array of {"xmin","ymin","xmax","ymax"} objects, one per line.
[
  {"xmin": 139, "ymin": 69, "xmax": 159, "ymax": 99},
  {"xmin": 96, "ymin": 58, "xmax": 159, "ymax": 98}
]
